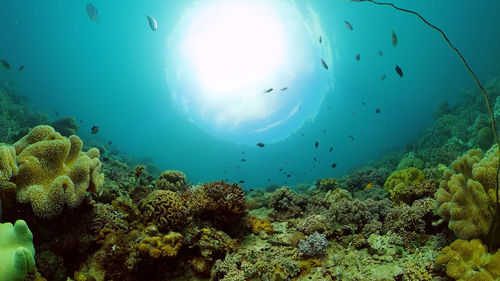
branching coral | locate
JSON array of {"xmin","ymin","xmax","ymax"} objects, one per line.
[
  {"xmin": 2, "ymin": 125, "xmax": 104, "ymax": 218},
  {"xmin": 435, "ymin": 147, "xmax": 498, "ymax": 241},
  {"xmin": 155, "ymin": 170, "xmax": 187, "ymax": 192},
  {"xmin": 267, "ymin": 187, "xmax": 306, "ymax": 221},
  {"xmin": 140, "ymin": 190, "xmax": 187, "ymax": 232}
]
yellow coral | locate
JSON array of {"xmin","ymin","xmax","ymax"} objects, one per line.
[
  {"xmin": 5, "ymin": 125, "xmax": 104, "ymax": 218},
  {"xmin": 137, "ymin": 231, "xmax": 183, "ymax": 258},
  {"xmin": 140, "ymin": 190, "xmax": 187, "ymax": 231},
  {"xmin": 250, "ymin": 216, "xmax": 274, "ymax": 234},
  {"xmin": 435, "ymin": 147, "xmax": 498, "ymax": 240},
  {"xmin": 0, "ymin": 145, "xmax": 17, "ymax": 182},
  {"xmin": 435, "ymin": 239, "xmax": 500, "ymax": 280},
  {"xmin": 384, "ymin": 167, "xmax": 425, "ymax": 193}
]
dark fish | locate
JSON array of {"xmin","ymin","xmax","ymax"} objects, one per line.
[
  {"xmin": 375, "ymin": 108, "xmax": 381, "ymax": 113},
  {"xmin": 331, "ymin": 163, "xmax": 337, "ymax": 168},
  {"xmin": 378, "ymin": 51, "xmax": 383, "ymax": 56},
  {"xmin": 348, "ymin": 135, "xmax": 354, "ymax": 141},
  {"xmin": 256, "ymin": 142, "xmax": 265, "ymax": 147},
  {"xmin": 395, "ymin": 65, "xmax": 403, "ymax": 77},
  {"xmin": 286, "ymin": 174, "xmax": 291, "ymax": 178},
  {"xmin": 319, "ymin": 36, "xmax": 322, "ymax": 44},
  {"xmin": 267, "ymin": 179, "xmax": 270, "ymax": 182},
  {"xmin": 279, "ymin": 168, "xmax": 283, "ymax": 172},
  {"xmin": 329, "ymin": 147, "xmax": 333, "ymax": 152},
  {"xmin": 345, "ymin": 20, "xmax": 353, "ymax": 31},
  {"xmin": 249, "ymin": 189, "xmax": 254, "ymax": 192},
  {"xmin": 380, "ymin": 74, "xmax": 386, "ymax": 81},
  {"xmin": 327, "ymin": 105, "xmax": 332, "ymax": 109},
  {"xmin": 301, "ymin": 133, "xmax": 304, "ymax": 136},
  {"xmin": 241, "ymin": 158, "xmax": 246, "ymax": 162},
  {"xmin": 321, "ymin": 58, "xmax": 328, "ymax": 70},
  {"xmin": 79, "ymin": 120, "xmax": 83, "ymax": 123},
  {"xmin": 314, "ymin": 157, "xmax": 317, "ymax": 162},
  {"xmin": 0, "ymin": 60, "xmax": 10, "ymax": 70},
  {"xmin": 323, "ymin": 129, "xmax": 327, "ymax": 133},
  {"xmin": 18, "ymin": 65, "xmax": 24, "ymax": 72},
  {"xmin": 361, "ymin": 102, "xmax": 366, "ymax": 105},
  {"xmin": 315, "ymin": 141, "xmax": 319, "ymax": 148},
  {"xmin": 54, "ymin": 110, "xmax": 59, "ymax": 116},
  {"xmin": 107, "ymin": 141, "xmax": 112, "ymax": 145},
  {"xmin": 280, "ymin": 87, "xmax": 288, "ymax": 91},
  {"xmin": 239, "ymin": 180, "xmax": 245, "ymax": 183},
  {"xmin": 91, "ymin": 125, "xmax": 99, "ymax": 134},
  {"xmin": 242, "ymin": 151, "xmax": 245, "ymax": 154},
  {"xmin": 392, "ymin": 30, "xmax": 398, "ymax": 47},
  {"xmin": 264, "ymin": 88, "xmax": 273, "ymax": 94},
  {"xmin": 103, "ymin": 157, "xmax": 109, "ymax": 162},
  {"xmin": 86, "ymin": 3, "xmax": 100, "ymax": 23},
  {"xmin": 355, "ymin": 54, "xmax": 360, "ymax": 61}
]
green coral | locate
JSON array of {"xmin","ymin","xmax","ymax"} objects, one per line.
[
  {"xmin": 384, "ymin": 167, "xmax": 425, "ymax": 195},
  {"xmin": 154, "ymin": 170, "xmax": 187, "ymax": 192},
  {"xmin": 0, "ymin": 220, "xmax": 35, "ymax": 281},
  {"xmin": 316, "ymin": 178, "xmax": 338, "ymax": 191}
]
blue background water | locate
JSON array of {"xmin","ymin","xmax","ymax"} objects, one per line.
[{"xmin": 1, "ymin": 0, "xmax": 499, "ymax": 188}]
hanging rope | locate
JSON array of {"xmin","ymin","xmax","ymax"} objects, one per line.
[{"xmin": 350, "ymin": 0, "xmax": 500, "ymax": 250}]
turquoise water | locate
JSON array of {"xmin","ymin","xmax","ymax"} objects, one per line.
[{"xmin": 1, "ymin": 0, "xmax": 500, "ymax": 188}]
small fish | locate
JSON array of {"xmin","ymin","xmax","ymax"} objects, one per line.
[
  {"xmin": 327, "ymin": 105, "xmax": 332, "ymax": 109},
  {"xmin": 366, "ymin": 182, "xmax": 373, "ymax": 190},
  {"xmin": 264, "ymin": 88, "xmax": 273, "ymax": 94},
  {"xmin": 86, "ymin": 3, "xmax": 100, "ymax": 23},
  {"xmin": 267, "ymin": 179, "xmax": 270, "ymax": 182},
  {"xmin": 329, "ymin": 147, "xmax": 333, "ymax": 152},
  {"xmin": 280, "ymin": 87, "xmax": 288, "ymax": 91},
  {"xmin": 355, "ymin": 54, "xmax": 360, "ymax": 61},
  {"xmin": 375, "ymin": 108, "xmax": 381, "ymax": 113},
  {"xmin": 242, "ymin": 151, "xmax": 245, "ymax": 154},
  {"xmin": 395, "ymin": 65, "xmax": 403, "ymax": 77},
  {"xmin": 392, "ymin": 30, "xmax": 398, "ymax": 47},
  {"xmin": 54, "ymin": 110, "xmax": 59, "ymax": 116},
  {"xmin": 301, "ymin": 133, "xmax": 304, "ymax": 136},
  {"xmin": 319, "ymin": 36, "xmax": 322, "ymax": 44},
  {"xmin": 345, "ymin": 20, "xmax": 353, "ymax": 31},
  {"xmin": 249, "ymin": 188, "xmax": 254, "ymax": 192},
  {"xmin": 102, "ymin": 157, "xmax": 109, "ymax": 162},
  {"xmin": 314, "ymin": 156, "xmax": 317, "ymax": 162},
  {"xmin": 241, "ymin": 158, "xmax": 246, "ymax": 162},
  {"xmin": 146, "ymin": 15, "xmax": 158, "ymax": 32},
  {"xmin": 331, "ymin": 163, "xmax": 337, "ymax": 168},
  {"xmin": 378, "ymin": 51, "xmax": 383, "ymax": 56},
  {"xmin": 107, "ymin": 141, "xmax": 112, "ymax": 145},
  {"xmin": 256, "ymin": 142, "xmax": 265, "ymax": 147},
  {"xmin": 380, "ymin": 74, "xmax": 386, "ymax": 81},
  {"xmin": 239, "ymin": 180, "xmax": 245, "ymax": 184},
  {"xmin": 323, "ymin": 129, "xmax": 327, "ymax": 133},
  {"xmin": 286, "ymin": 174, "xmax": 291, "ymax": 178},
  {"xmin": 321, "ymin": 58, "xmax": 328, "ymax": 70},
  {"xmin": 315, "ymin": 141, "xmax": 319, "ymax": 148},
  {"xmin": 91, "ymin": 125, "xmax": 99, "ymax": 134},
  {"xmin": 348, "ymin": 135, "xmax": 354, "ymax": 141},
  {"xmin": 18, "ymin": 65, "xmax": 24, "ymax": 72},
  {"xmin": 279, "ymin": 168, "xmax": 282, "ymax": 172},
  {"xmin": 79, "ymin": 120, "xmax": 83, "ymax": 123},
  {"xmin": 361, "ymin": 102, "xmax": 366, "ymax": 105},
  {"xmin": 0, "ymin": 60, "xmax": 10, "ymax": 70}
]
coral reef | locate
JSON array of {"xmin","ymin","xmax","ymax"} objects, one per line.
[
  {"xmin": 140, "ymin": 189, "xmax": 187, "ymax": 232},
  {"xmin": 50, "ymin": 117, "xmax": 79, "ymax": 137},
  {"xmin": 267, "ymin": 187, "xmax": 306, "ymax": 221},
  {"xmin": 384, "ymin": 167, "xmax": 425, "ymax": 194},
  {"xmin": 136, "ymin": 231, "xmax": 183, "ymax": 259},
  {"xmin": 297, "ymin": 232, "xmax": 329, "ymax": 257},
  {"xmin": 154, "ymin": 170, "xmax": 187, "ymax": 192},
  {"xmin": 1, "ymin": 125, "xmax": 104, "ymax": 218},
  {"xmin": 0, "ymin": 220, "xmax": 35, "ymax": 281}
]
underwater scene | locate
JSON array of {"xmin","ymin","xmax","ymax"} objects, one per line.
[{"xmin": 1, "ymin": 0, "xmax": 500, "ymax": 280}]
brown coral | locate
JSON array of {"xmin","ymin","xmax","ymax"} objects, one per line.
[
  {"xmin": 140, "ymin": 190, "xmax": 187, "ymax": 232},
  {"xmin": 188, "ymin": 181, "xmax": 247, "ymax": 227},
  {"xmin": 136, "ymin": 231, "xmax": 183, "ymax": 259},
  {"xmin": 155, "ymin": 170, "xmax": 187, "ymax": 192},
  {"xmin": 5, "ymin": 125, "xmax": 104, "ymax": 218}
]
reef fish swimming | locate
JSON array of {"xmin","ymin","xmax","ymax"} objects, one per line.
[
  {"xmin": 91, "ymin": 125, "xmax": 99, "ymax": 134},
  {"xmin": 344, "ymin": 20, "xmax": 353, "ymax": 31},
  {"xmin": 86, "ymin": 3, "xmax": 100, "ymax": 23},
  {"xmin": 392, "ymin": 30, "xmax": 398, "ymax": 47},
  {"xmin": 147, "ymin": 15, "xmax": 157, "ymax": 32},
  {"xmin": 264, "ymin": 88, "xmax": 273, "ymax": 94},
  {"xmin": 395, "ymin": 65, "xmax": 403, "ymax": 77},
  {"xmin": 319, "ymin": 36, "xmax": 322, "ymax": 44},
  {"xmin": 0, "ymin": 60, "xmax": 10, "ymax": 70},
  {"xmin": 355, "ymin": 54, "xmax": 360, "ymax": 61},
  {"xmin": 18, "ymin": 65, "xmax": 24, "ymax": 72},
  {"xmin": 321, "ymin": 59, "xmax": 328, "ymax": 70}
]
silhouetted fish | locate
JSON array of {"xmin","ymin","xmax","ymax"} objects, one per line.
[
  {"xmin": 361, "ymin": 102, "xmax": 366, "ymax": 105},
  {"xmin": 375, "ymin": 108, "xmax": 381, "ymax": 113},
  {"xmin": 286, "ymin": 174, "xmax": 291, "ymax": 178},
  {"xmin": 378, "ymin": 51, "xmax": 383, "ymax": 56},
  {"xmin": 103, "ymin": 157, "xmax": 109, "ymax": 162},
  {"xmin": 345, "ymin": 20, "xmax": 353, "ymax": 31},
  {"xmin": 280, "ymin": 87, "xmax": 288, "ymax": 91},
  {"xmin": 319, "ymin": 36, "xmax": 322, "ymax": 44},
  {"xmin": 18, "ymin": 65, "xmax": 24, "ymax": 72},
  {"xmin": 329, "ymin": 147, "xmax": 333, "ymax": 152},
  {"xmin": 108, "ymin": 141, "xmax": 112, "ymax": 145},
  {"xmin": 392, "ymin": 30, "xmax": 398, "ymax": 47},
  {"xmin": 241, "ymin": 158, "xmax": 246, "ymax": 162},
  {"xmin": 314, "ymin": 156, "xmax": 317, "ymax": 162},
  {"xmin": 86, "ymin": 3, "xmax": 100, "ymax": 23},
  {"xmin": 0, "ymin": 60, "xmax": 10, "ymax": 70},
  {"xmin": 264, "ymin": 88, "xmax": 273, "ymax": 94},
  {"xmin": 239, "ymin": 180, "xmax": 245, "ymax": 183},
  {"xmin": 380, "ymin": 74, "xmax": 386, "ymax": 81},
  {"xmin": 395, "ymin": 65, "xmax": 403, "ymax": 77},
  {"xmin": 256, "ymin": 142, "xmax": 265, "ymax": 147},
  {"xmin": 331, "ymin": 163, "xmax": 337, "ymax": 168},
  {"xmin": 321, "ymin": 59, "xmax": 328, "ymax": 70},
  {"xmin": 348, "ymin": 135, "xmax": 354, "ymax": 141},
  {"xmin": 91, "ymin": 126, "xmax": 99, "ymax": 134},
  {"xmin": 147, "ymin": 15, "xmax": 157, "ymax": 31},
  {"xmin": 54, "ymin": 110, "xmax": 59, "ymax": 116},
  {"xmin": 315, "ymin": 141, "xmax": 319, "ymax": 148},
  {"xmin": 355, "ymin": 54, "xmax": 360, "ymax": 61}
]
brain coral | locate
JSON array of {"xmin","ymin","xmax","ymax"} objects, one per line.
[
  {"xmin": 435, "ymin": 147, "xmax": 499, "ymax": 240},
  {"xmin": 4, "ymin": 125, "xmax": 104, "ymax": 218},
  {"xmin": 140, "ymin": 189, "xmax": 187, "ymax": 231},
  {"xmin": 155, "ymin": 170, "xmax": 187, "ymax": 192}
]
